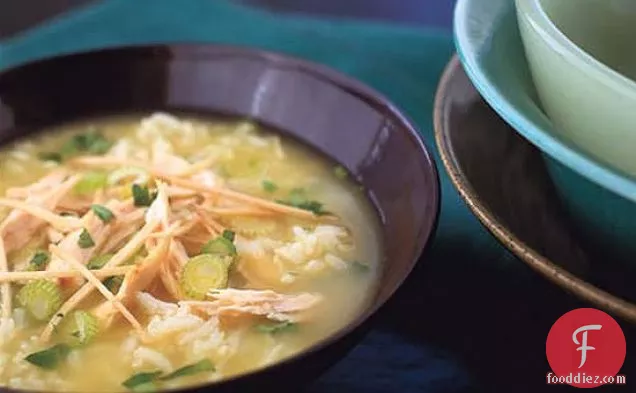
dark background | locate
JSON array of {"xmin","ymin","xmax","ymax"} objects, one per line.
[{"xmin": 0, "ymin": 1, "xmax": 633, "ymax": 393}]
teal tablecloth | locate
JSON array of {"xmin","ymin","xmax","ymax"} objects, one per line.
[{"xmin": 0, "ymin": 1, "xmax": 596, "ymax": 392}]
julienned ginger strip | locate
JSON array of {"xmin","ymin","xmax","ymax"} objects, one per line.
[{"xmin": 50, "ymin": 245, "xmax": 145, "ymax": 338}]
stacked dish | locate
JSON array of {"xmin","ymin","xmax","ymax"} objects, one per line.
[{"xmin": 448, "ymin": 0, "xmax": 636, "ymax": 322}]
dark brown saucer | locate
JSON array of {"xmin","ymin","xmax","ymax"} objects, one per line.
[{"xmin": 434, "ymin": 56, "xmax": 636, "ymax": 324}]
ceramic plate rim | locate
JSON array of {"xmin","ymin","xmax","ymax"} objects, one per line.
[
  {"xmin": 453, "ymin": 0, "xmax": 636, "ymax": 205},
  {"xmin": 434, "ymin": 55, "xmax": 636, "ymax": 325}
]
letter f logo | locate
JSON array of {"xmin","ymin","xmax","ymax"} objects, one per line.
[{"xmin": 572, "ymin": 325, "xmax": 602, "ymax": 368}]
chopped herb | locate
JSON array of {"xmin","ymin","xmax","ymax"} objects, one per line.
[
  {"xmin": 276, "ymin": 188, "xmax": 328, "ymax": 216},
  {"xmin": 201, "ymin": 230, "xmax": 237, "ymax": 259},
  {"xmin": 78, "ymin": 228, "xmax": 95, "ymax": 248},
  {"xmin": 37, "ymin": 152, "xmax": 63, "ymax": 163},
  {"xmin": 296, "ymin": 200, "xmax": 327, "ymax": 215},
  {"xmin": 90, "ymin": 204, "xmax": 115, "ymax": 223},
  {"xmin": 74, "ymin": 171, "xmax": 108, "ymax": 195},
  {"xmin": 27, "ymin": 251, "xmax": 50, "ymax": 271},
  {"xmin": 277, "ymin": 199, "xmax": 327, "ymax": 215},
  {"xmin": 87, "ymin": 254, "xmax": 114, "ymax": 270},
  {"xmin": 121, "ymin": 360, "xmax": 214, "ymax": 391},
  {"xmin": 161, "ymin": 359, "xmax": 215, "ymax": 381},
  {"xmin": 103, "ymin": 276, "xmax": 124, "ymax": 293},
  {"xmin": 67, "ymin": 129, "xmax": 112, "ymax": 155},
  {"xmin": 40, "ymin": 129, "xmax": 112, "ymax": 164},
  {"xmin": 24, "ymin": 343, "xmax": 71, "ymax": 370},
  {"xmin": 262, "ymin": 180, "xmax": 278, "ymax": 193},
  {"xmin": 334, "ymin": 165, "xmax": 348, "ymax": 179},
  {"xmin": 351, "ymin": 261, "xmax": 370, "ymax": 272},
  {"xmin": 132, "ymin": 184, "xmax": 156, "ymax": 207},
  {"xmin": 122, "ymin": 371, "xmax": 163, "ymax": 390},
  {"xmin": 130, "ymin": 382, "xmax": 159, "ymax": 392},
  {"xmin": 255, "ymin": 321, "xmax": 298, "ymax": 334},
  {"xmin": 222, "ymin": 230, "xmax": 235, "ymax": 242}
]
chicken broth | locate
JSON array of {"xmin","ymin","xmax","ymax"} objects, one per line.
[{"xmin": 0, "ymin": 113, "xmax": 382, "ymax": 392}]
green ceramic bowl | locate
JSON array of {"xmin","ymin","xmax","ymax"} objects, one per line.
[
  {"xmin": 454, "ymin": 0, "xmax": 636, "ymax": 268},
  {"xmin": 515, "ymin": 0, "xmax": 636, "ymax": 178}
]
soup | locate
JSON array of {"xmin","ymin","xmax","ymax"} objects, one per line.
[{"xmin": 0, "ymin": 113, "xmax": 382, "ymax": 392}]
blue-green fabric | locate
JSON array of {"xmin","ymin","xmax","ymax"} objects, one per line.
[
  {"xmin": 0, "ymin": 0, "xmax": 514, "ymax": 270},
  {"xmin": 0, "ymin": 1, "xmax": 565, "ymax": 392}
]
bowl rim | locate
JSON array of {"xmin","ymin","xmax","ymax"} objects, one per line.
[
  {"xmin": 0, "ymin": 42, "xmax": 441, "ymax": 392},
  {"xmin": 453, "ymin": 0, "xmax": 636, "ymax": 205},
  {"xmin": 516, "ymin": 0, "xmax": 636, "ymax": 93},
  {"xmin": 433, "ymin": 55, "xmax": 636, "ymax": 325}
]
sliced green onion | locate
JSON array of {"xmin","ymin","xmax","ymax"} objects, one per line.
[
  {"xmin": 276, "ymin": 188, "xmax": 328, "ymax": 216},
  {"xmin": 122, "ymin": 371, "xmax": 163, "ymax": 390},
  {"xmin": 74, "ymin": 171, "xmax": 109, "ymax": 195},
  {"xmin": 160, "ymin": 359, "xmax": 215, "ymax": 381},
  {"xmin": 104, "ymin": 276, "xmax": 124, "ymax": 293},
  {"xmin": 222, "ymin": 230, "xmax": 235, "ymax": 242},
  {"xmin": 201, "ymin": 237, "xmax": 237, "ymax": 259},
  {"xmin": 67, "ymin": 130, "xmax": 112, "ymax": 155},
  {"xmin": 39, "ymin": 129, "xmax": 111, "ymax": 165},
  {"xmin": 27, "ymin": 251, "xmax": 50, "ymax": 271},
  {"xmin": 90, "ymin": 204, "xmax": 115, "ymax": 223},
  {"xmin": 37, "ymin": 152, "xmax": 63, "ymax": 163},
  {"xmin": 78, "ymin": 228, "xmax": 95, "ymax": 249},
  {"xmin": 351, "ymin": 261, "xmax": 370, "ymax": 272},
  {"xmin": 17, "ymin": 279, "xmax": 63, "ymax": 321},
  {"xmin": 262, "ymin": 180, "xmax": 278, "ymax": 193},
  {"xmin": 180, "ymin": 254, "xmax": 230, "ymax": 300},
  {"xmin": 121, "ymin": 359, "xmax": 214, "ymax": 391},
  {"xmin": 25, "ymin": 343, "xmax": 71, "ymax": 370},
  {"xmin": 132, "ymin": 184, "xmax": 157, "ymax": 207},
  {"xmin": 86, "ymin": 254, "xmax": 114, "ymax": 270},
  {"xmin": 58, "ymin": 310, "xmax": 99, "ymax": 347}
]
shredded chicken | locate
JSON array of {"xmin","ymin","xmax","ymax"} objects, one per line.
[
  {"xmin": 5, "ymin": 169, "xmax": 68, "ymax": 199},
  {"xmin": 50, "ymin": 245, "xmax": 145, "ymax": 337},
  {"xmin": 40, "ymin": 189, "xmax": 167, "ymax": 342},
  {"xmin": 92, "ymin": 237, "xmax": 170, "ymax": 329},
  {"xmin": 181, "ymin": 289, "xmax": 323, "ymax": 322},
  {"xmin": 47, "ymin": 199, "xmax": 136, "ymax": 290},
  {"xmin": 0, "ymin": 174, "xmax": 81, "ymax": 253}
]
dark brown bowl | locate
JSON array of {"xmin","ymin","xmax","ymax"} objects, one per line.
[{"xmin": 0, "ymin": 44, "xmax": 440, "ymax": 393}]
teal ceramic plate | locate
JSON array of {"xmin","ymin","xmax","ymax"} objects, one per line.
[
  {"xmin": 434, "ymin": 56, "xmax": 636, "ymax": 324},
  {"xmin": 454, "ymin": 0, "xmax": 636, "ymax": 269}
]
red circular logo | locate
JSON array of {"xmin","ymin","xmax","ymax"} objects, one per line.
[{"xmin": 546, "ymin": 308, "xmax": 626, "ymax": 388}]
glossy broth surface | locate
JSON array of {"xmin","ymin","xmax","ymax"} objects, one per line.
[{"xmin": 0, "ymin": 113, "xmax": 381, "ymax": 392}]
